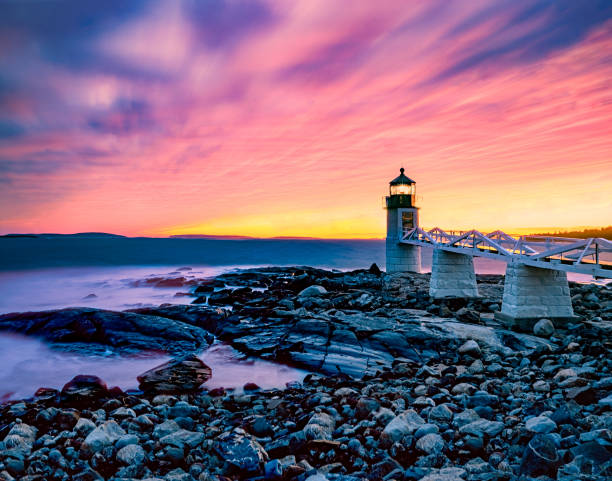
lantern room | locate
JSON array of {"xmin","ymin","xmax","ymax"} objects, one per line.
[{"xmin": 386, "ymin": 167, "xmax": 416, "ymax": 208}]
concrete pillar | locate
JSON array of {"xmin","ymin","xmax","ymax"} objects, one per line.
[
  {"xmin": 386, "ymin": 208, "xmax": 421, "ymax": 273},
  {"xmin": 495, "ymin": 262, "xmax": 577, "ymax": 331},
  {"xmin": 429, "ymin": 249, "xmax": 479, "ymax": 298}
]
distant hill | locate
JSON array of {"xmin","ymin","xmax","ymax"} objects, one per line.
[
  {"xmin": 169, "ymin": 234, "xmax": 254, "ymax": 240},
  {"xmin": 531, "ymin": 226, "xmax": 612, "ymax": 239},
  {"xmin": 1, "ymin": 232, "xmax": 126, "ymax": 239}
]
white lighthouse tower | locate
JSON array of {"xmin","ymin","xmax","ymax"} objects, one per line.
[{"xmin": 385, "ymin": 168, "xmax": 421, "ymax": 273}]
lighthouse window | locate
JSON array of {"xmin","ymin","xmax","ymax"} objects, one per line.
[
  {"xmin": 390, "ymin": 184, "xmax": 414, "ymax": 196},
  {"xmin": 402, "ymin": 211, "xmax": 414, "ymax": 230}
]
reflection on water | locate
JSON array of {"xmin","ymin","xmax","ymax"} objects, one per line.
[{"xmin": 0, "ymin": 333, "xmax": 306, "ymax": 402}]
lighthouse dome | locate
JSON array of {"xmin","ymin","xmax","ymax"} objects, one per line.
[
  {"xmin": 389, "ymin": 168, "xmax": 415, "ymax": 196},
  {"xmin": 389, "ymin": 167, "xmax": 415, "ymax": 186}
]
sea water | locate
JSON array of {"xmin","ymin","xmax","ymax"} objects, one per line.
[
  {"xmin": 0, "ymin": 333, "xmax": 306, "ymax": 402},
  {"xmin": 0, "ymin": 237, "xmax": 603, "ymax": 400}
]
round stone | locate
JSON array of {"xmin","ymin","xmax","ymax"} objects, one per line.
[{"xmin": 533, "ymin": 319, "xmax": 554, "ymax": 337}]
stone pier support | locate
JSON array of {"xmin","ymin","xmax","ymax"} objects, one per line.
[
  {"xmin": 386, "ymin": 240, "xmax": 421, "ymax": 273},
  {"xmin": 495, "ymin": 262, "xmax": 577, "ymax": 331},
  {"xmin": 429, "ymin": 249, "xmax": 479, "ymax": 298}
]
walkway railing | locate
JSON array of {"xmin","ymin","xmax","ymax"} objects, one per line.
[{"xmin": 400, "ymin": 227, "xmax": 612, "ymax": 277}]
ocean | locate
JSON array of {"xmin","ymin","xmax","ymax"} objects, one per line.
[
  {"xmin": 0, "ymin": 236, "xmax": 599, "ymax": 314},
  {"xmin": 0, "ymin": 237, "xmax": 601, "ymax": 400}
]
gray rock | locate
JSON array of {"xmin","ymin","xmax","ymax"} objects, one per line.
[
  {"xmin": 455, "ymin": 307, "xmax": 481, "ymax": 324},
  {"xmin": 459, "ymin": 419, "xmax": 504, "ymax": 438},
  {"xmin": 533, "ymin": 318, "xmax": 554, "ymax": 337},
  {"xmin": 250, "ymin": 416, "xmax": 273, "ymax": 437},
  {"xmin": 374, "ymin": 407, "xmax": 396, "ymax": 426},
  {"xmin": 153, "ymin": 419, "xmax": 181, "ymax": 439},
  {"xmin": 453, "ymin": 409, "xmax": 481, "ymax": 428},
  {"xmin": 381, "ymin": 409, "xmax": 425, "ymax": 444},
  {"xmin": 452, "ymin": 383, "xmax": 477, "ymax": 395},
  {"xmin": 303, "ymin": 412, "xmax": 335, "ymax": 440},
  {"xmin": 415, "ymin": 423, "xmax": 440, "ymax": 439},
  {"xmin": 416, "ymin": 433, "xmax": 445, "ymax": 454},
  {"xmin": 115, "ymin": 434, "xmax": 139, "ymax": 450},
  {"xmin": 215, "ymin": 428, "xmax": 268, "ymax": 475},
  {"xmin": 468, "ymin": 359, "xmax": 484, "ymax": 374},
  {"xmin": 520, "ymin": 434, "xmax": 560, "ymax": 478},
  {"xmin": 298, "ymin": 285, "xmax": 327, "ymax": 297},
  {"xmin": 526, "ymin": 416, "xmax": 557, "ymax": 434},
  {"xmin": 160, "ymin": 429, "xmax": 205, "ymax": 449},
  {"xmin": 0, "ymin": 307, "xmax": 211, "ymax": 354},
  {"xmin": 598, "ymin": 393, "xmax": 612, "ymax": 407},
  {"xmin": 82, "ymin": 420, "xmax": 125, "ymax": 454},
  {"xmin": 116, "ymin": 444, "xmax": 146, "ymax": 465},
  {"xmin": 458, "ymin": 340, "xmax": 481, "ymax": 358},
  {"xmin": 2, "ymin": 423, "xmax": 37, "ymax": 461},
  {"xmin": 137, "ymin": 355, "xmax": 212, "ymax": 393},
  {"xmin": 428, "ymin": 404, "xmax": 454, "ymax": 425},
  {"xmin": 74, "ymin": 417, "xmax": 96, "ymax": 436},
  {"xmin": 110, "ymin": 406, "xmax": 135, "ymax": 418},
  {"xmin": 418, "ymin": 467, "xmax": 467, "ymax": 481},
  {"xmin": 5, "ymin": 423, "xmax": 37, "ymax": 443},
  {"xmin": 264, "ymin": 459, "xmax": 283, "ymax": 478},
  {"xmin": 169, "ymin": 401, "xmax": 199, "ymax": 419},
  {"xmin": 533, "ymin": 380, "xmax": 551, "ymax": 392},
  {"xmin": 466, "ymin": 391, "xmax": 499, "ymax": 408},
  {"xmin": 355, "ymin": 396, "xmax": 380, "ymax": 419}
]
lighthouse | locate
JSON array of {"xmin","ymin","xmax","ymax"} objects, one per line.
[{"xmin": 385, "ymin": 168, "xmax": 421, "ymax": 273}]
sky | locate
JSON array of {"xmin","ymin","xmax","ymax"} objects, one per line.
[{"xmin": 0, "ymin": 0, "xmax": 611, "ymax": 238}]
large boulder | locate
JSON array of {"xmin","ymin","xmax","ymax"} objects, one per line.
[
  {"xmin": 0, "ymin": 307, "xmax": 211, "ymax": 355},
  {"xmin": 60, "ymin": 375, "xmax": 109, "ymax": 405},
  {"xmin": 137, "ymin": 355, "xmax": 212, "ymax": 393}
]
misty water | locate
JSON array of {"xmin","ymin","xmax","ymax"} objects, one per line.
[
  {"xmin": 0, "ymin": 334, "xmax": 306, "ymax": 402},
  {"xmin": 0, "ymin": 237, "xmax": 604, "ymax": 401}
]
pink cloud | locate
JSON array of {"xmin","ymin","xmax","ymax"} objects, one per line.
[{"xmin": 0, "ymin": 1, "xmax": 611, "ymax": 236}]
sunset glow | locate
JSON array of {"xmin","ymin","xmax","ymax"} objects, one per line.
[{"xmin": 1, "ymin": 1, "xmax": 611, "ymax": 237}]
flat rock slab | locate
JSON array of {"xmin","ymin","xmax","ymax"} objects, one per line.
[
  {"xmin": 0, "ymin": 307, "xmax": 213, "ymax": 355},
  {"xmin": 210, "ymin": 305, "xmax": 554, "ymax": 378}
]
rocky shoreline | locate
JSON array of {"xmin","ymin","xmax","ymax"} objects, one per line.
[{"xmin": 0, "ymin": 266, "xmax": 611, "ymax": 480}]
